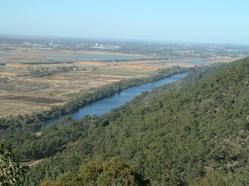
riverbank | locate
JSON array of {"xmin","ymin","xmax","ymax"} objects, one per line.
[
  {"xmin": 0, "ymin": 67, "xmax": 189, "ymax": 133},
  {"xmin": 47, "ymin": 72, "xmax": 188, "ymax": 125}
]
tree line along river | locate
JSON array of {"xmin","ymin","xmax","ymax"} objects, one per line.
[{"xmin": 47, "ymin": 72, "xmax": 188, "ymax": 125}]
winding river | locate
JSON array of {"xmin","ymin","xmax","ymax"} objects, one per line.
[{"xmin": 48, "ymin": 72, "xmax": 188, "ymax": 125}]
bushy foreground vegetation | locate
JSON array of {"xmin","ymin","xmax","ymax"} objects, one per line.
[
  {"xmin": 40, "ymin": 159, "xmax": 149, "ymax": 186},
  {"xmin": 0, "ymin": 145, "xmax": 28, "ymax": 185},
  {"xmin": 1, "ymin": 58, "xmax": 249, "ymax": 185}
]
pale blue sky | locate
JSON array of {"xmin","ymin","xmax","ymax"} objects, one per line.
[{"xmin": 1, "ymin": 0, "xmax": 249, "ymax": 44}]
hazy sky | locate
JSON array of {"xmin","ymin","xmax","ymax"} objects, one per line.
[{"xmin": 1, "ymin": 0, "xmax": 249, "ymax": 44}]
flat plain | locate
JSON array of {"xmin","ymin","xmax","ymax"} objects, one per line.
[{"xmin": 0, "ymin": 42, "xmax": 242, "ymax": 117}]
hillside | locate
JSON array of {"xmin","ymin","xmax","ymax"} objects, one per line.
[{"xmin": 4, "ymin": 58, "xmax": 249, "ymax": 185}]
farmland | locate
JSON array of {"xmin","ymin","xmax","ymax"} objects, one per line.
[{"xmin": 0, "ymin": 39, "xmax": 245, "ymax": 117}]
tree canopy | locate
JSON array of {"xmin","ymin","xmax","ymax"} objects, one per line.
[{"xmin": 1, "ymin": 58, "xmax": 249, "ymax": 185}]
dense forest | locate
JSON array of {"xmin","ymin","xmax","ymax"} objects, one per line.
[
  {"xmin": 0, "ymin": 67, "xmax": 187, "ymax": 162},
  {"xmin": 1, "ymin": 58, "xmax": 249, "ymax": 185}
]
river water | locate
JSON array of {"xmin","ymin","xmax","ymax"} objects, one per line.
[{"xmin": 47, "ymin": 72, "xmax": 188, "ymax": 125}]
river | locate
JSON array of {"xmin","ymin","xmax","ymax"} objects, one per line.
[{"xmin": 47, "ymin": 72, "xmax": 188, "ymax": 125}]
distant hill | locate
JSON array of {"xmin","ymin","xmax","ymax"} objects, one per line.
[{"xmin": 4, "ymin": 58, "xmax": 249, "ymax": 185}]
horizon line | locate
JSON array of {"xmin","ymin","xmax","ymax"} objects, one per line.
[{"xmin": 0, "ymin": 33, "xmax": 249, "ymax": 47}]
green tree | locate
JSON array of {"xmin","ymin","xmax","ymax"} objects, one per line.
[
  {"xmin": 0, "ymin": 144, "xmax": 28, "ymax": 185},
  {"xmin": 190, "ymin": 171, "xmax": 230, "ymax": 186},
  {"xmin": 96, "ymin": 159, "xmax": 150, "ymax": 186},
  {"xmin": 41, "ymin": 159, "xmax": 150, "ymax": 186}
]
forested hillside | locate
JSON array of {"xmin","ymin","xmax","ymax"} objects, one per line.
[{"xmin": 2, "ymin": 58, "xmax": 249, "ymax": 185}]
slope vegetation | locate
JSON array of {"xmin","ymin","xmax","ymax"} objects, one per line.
[{"xmin": 21, "ymin": 58, "xmax": 249, "ymax": 185}]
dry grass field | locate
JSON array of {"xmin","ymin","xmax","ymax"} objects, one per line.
[
  {"xmin": 0, "ymin": 45, "xmax": 241, "ymax": 117},
  {"xmin": 0, "ymin": 60, "xmax": 160, "ymax": 117}
]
